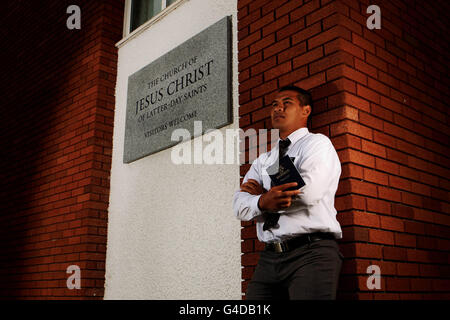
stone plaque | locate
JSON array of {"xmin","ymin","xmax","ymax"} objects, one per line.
[{"xmin": 123, "ymin": 16, "xmax": 232, "ymax": 163}]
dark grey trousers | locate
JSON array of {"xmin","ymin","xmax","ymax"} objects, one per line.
[{"xmin": 246, "ymin": 239, "xmax": 343, "ymax": 300}]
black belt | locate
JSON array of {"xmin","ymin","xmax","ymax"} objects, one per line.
[{"xmin": 265, "ymin": 232, "xmax": 335, "ymax": 253}]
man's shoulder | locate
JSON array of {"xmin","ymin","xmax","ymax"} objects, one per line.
[{"xmin": 303, "ymin": 132, "xmax": 333, "ymax": 147}]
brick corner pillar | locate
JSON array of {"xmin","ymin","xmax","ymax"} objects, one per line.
[
  {"xmin": 0, "ymin": 0, "xmax": 124, "ymax": 299},
  {"xmin": 237, "ymin": 0, "xmax": 449, "ymax": 300}
]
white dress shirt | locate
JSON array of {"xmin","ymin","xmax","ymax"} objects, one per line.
[{"xmin": 233, "ymin": 127, "xmax": 342, "ymax": 243}]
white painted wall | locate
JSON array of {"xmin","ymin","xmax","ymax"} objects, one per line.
[{"xmin": 104, "ymin": 0, "xmax": 241, "ymax": 299}]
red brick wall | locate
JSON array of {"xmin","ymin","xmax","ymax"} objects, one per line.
[
  {"xmin": 0, "ymin": 0, "xmax": 124, "ymax": 299},
  {"xmin": 238, "ymin": 0, "xmax": 449, "ymax": 299}
]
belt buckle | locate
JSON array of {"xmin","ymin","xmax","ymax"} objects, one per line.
[{"xmin": 273, "ymin": 241, "xmax": 288, "ymax": 253}]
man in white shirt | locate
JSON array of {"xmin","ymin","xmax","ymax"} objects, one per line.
[{"xmin": 233, "ymin": 85, "xmax": 344, "ymax": 300}]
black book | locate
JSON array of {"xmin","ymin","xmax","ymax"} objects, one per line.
[{"xmin": 267, "ymin": 155, "xmax": 306, "ymax": 191}]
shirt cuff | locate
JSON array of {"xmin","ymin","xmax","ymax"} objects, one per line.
[{"xmin": 252, "ymin": 194, "xmax": 263, "ymax": 217}]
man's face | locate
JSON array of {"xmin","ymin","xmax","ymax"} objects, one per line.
[{"xmin": 270, "ymin": 90, "xmax": 309, "ymax": 133}]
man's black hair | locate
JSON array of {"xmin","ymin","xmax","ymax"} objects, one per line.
[{"xmin": 278, "ymin": 85, "xmax": 313, "ymax": 129}]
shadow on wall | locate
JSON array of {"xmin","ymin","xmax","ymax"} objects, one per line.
[{"xmin": 0, "ymin": 0, "xmax": 114, "ymax": 299}]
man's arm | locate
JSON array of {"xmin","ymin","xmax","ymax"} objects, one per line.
[
  {"xmin": 233, "ymin": 161, "xmax": 302, "ymax": 221},
  {"xmin": 232, "ymin": 160, "xmax": 265, "ymax": 221},
  {"xmin": 295, "ymin": 135, "xmax": 341, "ymax": 206}
]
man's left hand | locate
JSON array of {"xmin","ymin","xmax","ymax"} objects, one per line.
[{"xmin": 240, "ymin": 179, "xmax": 267, "ymax": 195}]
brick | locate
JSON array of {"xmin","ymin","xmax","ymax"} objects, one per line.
[
  {"xmin": 380, "ymin": 216, "xmax": 404, "ymax": 232},
  {"xmin": 292, "ymin": 47, "xmax": 324, "ymax": 69},
  {"xmin": 378, "ymin": 71, "xmax": 399, "ymax": 89},
  {"xmin": 360, "ymin": 112, "xmax": 384, "ymax": 131},
  {"xmin": 278, "ymin": 66, "xmax": 309, "ymax": 87},
  {"xmin": 332, "ymin": 134, "xmax": 362, "ymax": 151},
  {"xmin": 354, "ymin": 58, "xmax": 378, "ymax": 78},
  {"xmin": 350, "ymin": 179, "xmax": 378, "ymax": 197},
  {"xmin": 361, "ymin": 140, "xmax": 386, "ymax": 158},
  {"xmin": 401, "ymin": 191, "xmax": 423, "ymax": 207},
  {"xmin": 239, "ymin": 114, "xmax": 251, "ymax": 127},
  {"xmin": 238, "ymin": 9, "xmax": 261, "ymax": 30},
  {"xmin": 239, "ymin": 74, "xmax": 263, "ymax": 93},
  {"xmin": 248, "ymin": 0, "xmax": 274, "ymax": 13},
  {"xmin": 324, "ymin": 12, "xmax": 361, "ymax": 35},
  {"xmin": 391, "ymin": 204, "xmax": 414, "ymax": 219},
  {"xmin": 330, "ymin": 119, "xmax": 373, "ymax": 140},
  {"xmin": 386, "ymin": 278, "xmax": 410, "ymax": 291},
  {"xmin": 341, "ymin": 226, "xmax": 369, "ymax": 242},
  {"xmin": 263, "ymin": 61, "xmax": 292, "ymax": 81},
  {"xmin": 275, "ymin": 0, "xmax": 303, "ymax": 18},
  {"xmin": 312, "ymin": 106, "xmax": 358, "ymax": 128},
  {"xmin": 389, "ymin": 175, "xmax": 411, "ymax": 192},
  {"xmin": 238, "ymin": 51, "xmax": 263, "ymax": 72},
  {"xmin": 363, "ymin": 168, "xmax": 388, "ymax": 185},
  {"xmin": 241, "ymin": 252, "xmax": 260, "ymax": 266},
  {"xmin": 369, "ymin": 229, "xmax": 394, "ymax": 245},
  {"xmin": 410, "ymin": 279, "xmax": 432, "ymax": 291},
  {"xmin": 371, "ymin": 260, "xmax": 396, "ymax": 277},
  {"xmin": 337, "ymin": 148, "xmax": 375, "ymax": 168},
  {"xmin": 366, "ymin": 52, "xmax": 388, "ymax": 72},
  {"xmin": 310, "ymin": 51, "xmax": 354, "ymax": 75},
  {"xmin": 335, "ymin": 194, "xmax": 366, "ymax": 211},
  {"xmin": 263, "ymin": 37, "xmax": 290, "ymax": 59},
  {"xmin": 238, "ymin": 31, "xmax": 262, "ymax": 51},
  {"xmin": 398, "ymin": 59, "xmax": 416, "ymax": 76},
  {"xmin": 306, "ymin": 2, "xmax": 343, "ymax": 26},
  {"xmin": 249, "ymin": 33, "xmax": 276, "ymax": 54},
  {"xmin": 276, "ymin": 19, "xmax": 308, "ymax": 41},
  {"xmin": 383, "ymin": 247, "xmax": 407, "ymax": 261},
  {"xmin": 368, "ymin": 78, "xmax": 390, "ymax": 96},
  {"xmin": 252, "ymin": 105, "xmax": 272, "ymax": 122},
  {"xmin": 352, "ymin": 33, "xmax": 375, "ymax": 53},
  {"xmin": 376, "ymin": 46, "xmax": 397, "ymax": 65},
  {"xmin": 371, "ymin": 104, "xmax": 393, "ymax": 123},
  {"xmin": 327, "ymin": 92, "xmax": 370, "ymax": 112},
  {"xmin": 324, "ymin": 38, "xmax": 364, "ymax": 60},
  {"xmin": 291, "ymin": 21, "xmax": 321, "ymax": 44},
  {"xmin": 312, "ymin": 77, "xmax": 357, "ymax": 99},
  {"xmin": 251, "ymin": 79, "xmax": 278, "ymax": 98},
  {"xmin": 248, "ymin": 11, "xmax": 274, "ymax": 34},
  {"xmin": 250, "ymin": 55, "xmax": 277, "ymax": 75},
  {"xmin": 377, "ymin": 186, "xmax": 402, "ymax": 202},
  {"xmin": 295, "ymin": 72, "xmax": 326, "ymax": 90},
  {"xmin": 367, "ymin": 197, "xmax": 391, "ymax": 214},
  {"xmin": 290, "ymin": 0, "xmax": 320, "ymax": 21},
  {"xmin": 262, "ymin": 14, "xmax": 290, "ymax": 37},
  {"xmin": 357, "ymin": 84, "xmax": 380, "ymax": 104},
  {"xmin": 237, "ymin": 0, "xmax": 253, "ymax": 10},
  {"xmin": 308, "ymin": 25, "xmax": 352, "ymax": 49},
  {"xmin": 326, "ymin": 64, "xmax": 367, "ymax": 85},
  {"xmin": 354, "ymin": 243, "xmax": 382, "ymax": 259},
  {"xmin": 277, "ymin": 42, "xmax": 307, "ymax": 63},
  {"xmin": 394, "ymin": 233, "xmax": 416, "ymax": 247},
  {"xmin": 241, "ymin": 225, "xmax": 257, "ymax": 239}
]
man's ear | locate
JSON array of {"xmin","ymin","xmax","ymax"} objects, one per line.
[{"xmin": 303, "ymin": 105, "xmax": 311, "ymax": 116}]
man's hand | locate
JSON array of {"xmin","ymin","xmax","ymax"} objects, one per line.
[
  {"xmin": 240, "ymin": 179, "xmax": 266, "ymax": 195},
  {"xmin": 258, "ymin": 182, "xmax": 302, "ymax": 211}
]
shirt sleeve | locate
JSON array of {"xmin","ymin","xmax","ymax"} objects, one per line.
[
  {"xmin": 232, "ymin": 158, "xmax": 264, "ymax": 222},
  {"xmin": 295, "ymin": 135, "xmax": 341, "ymax": 206}
]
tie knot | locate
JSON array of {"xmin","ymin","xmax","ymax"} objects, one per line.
[
  {"xmin": 279, "ymin": 138, "xmax": 291, "ymax": 150},
  {"xmin": 279, "ymin": 138, "xmax": 291, "ymax": 156}
]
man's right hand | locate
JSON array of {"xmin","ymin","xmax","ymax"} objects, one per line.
[{"xmin": 258, "ymin": 182, "xmax": 301, "ymax": 211}]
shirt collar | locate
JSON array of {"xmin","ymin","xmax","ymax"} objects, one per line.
[{"xmin": 278, "ymin": 127, "xmax": 309, "ymax": 146}]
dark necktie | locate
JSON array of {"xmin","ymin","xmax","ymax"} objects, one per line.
[{"xmin": 263, "ymin": 138, "xmax": 291, "ymax": 231}]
